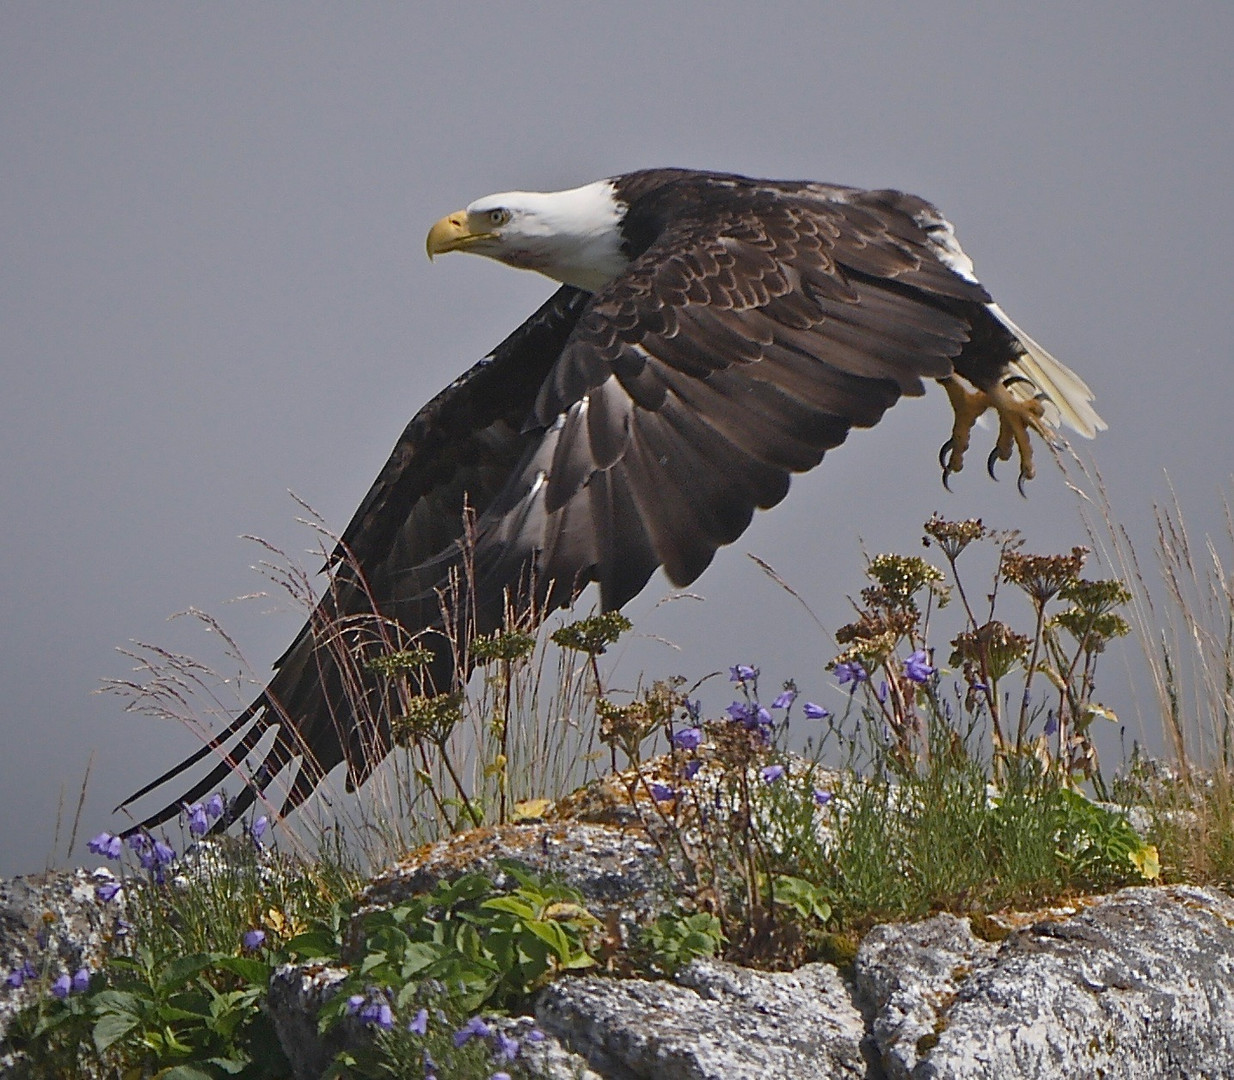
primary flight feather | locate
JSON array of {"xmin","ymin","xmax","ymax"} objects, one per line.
[{"xmin": 120, "ymin": 168, "xmax": 1104, "ymax": 832}]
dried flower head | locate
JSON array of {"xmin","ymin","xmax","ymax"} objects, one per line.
[
  {"xmin": 598, "ymin": 678, "xmax": 684, "ymax": 753},
  {"xmin": 836, "ymin": 609, "xmax": 918, "ymax": 648},
  {"xmin": 1050, "ymin": 609, "xmax": 1131, "ymax": 654},
  {"xmin": 864, "ymin": 553, "xmax": 948, "ymax": 613},
  {"xmin": 950, "ymin": 620, "xmax": 1032, "ymax": 681},
  {"xmin": 1059, "ymin": 577, "xmax": 1133, "ymax": 614},
  {"xmin": 1000, "ymin": 547, "xmax": 1088, "ymax": 606},
  {"xmin": 470, "ymin": 628, "xmax": 537, "ymax": 664},
  {"xmin": 365, "ymin": 645, "xmax": 436, "ymax": 678},
  {"xmin": 922, "ymin": 514, "xmax": 987, "ymax": 559},
  {"xmin": 551, "ymin": 612, "xmax": 632, "ymax": 656},
  {"xmin": 831, "ymin": 632, "xmax": 896, "ymax": 675},
  {"xmin": 393, "ymin": 693, "xmax": 464, "ymax": 746},
  {"xmin": 705, "ymin": 716, "xmax": 768, "ymax": 769}
]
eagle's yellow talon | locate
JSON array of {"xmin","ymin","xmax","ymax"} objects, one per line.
[
  {"xmin": 939, "ymin": 376, "xmax": 991, "ymax": 482},
  {"xmin": 990, "ymin": 382, "xmax": 1046, "ymax": 486},
  {"xmin": 940, "ymin": 375, "xmax": 1049, "ymax": 492}
]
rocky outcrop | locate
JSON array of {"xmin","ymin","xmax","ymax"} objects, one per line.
[
  {"xmin": 859, "ymin": 886, "xmax": 1234, "ymax": 1080},
  {"xmin": 6, "ymin": 849, "xmax": 1234, "ymax": 1079},
  {"xmin": 265, "ymin": 818, "xmax": 1234, "ymax": 1080},
  {"xmin": 537, "ymin": 958, "xmax": 868, "ymax": 1079},
  {"xmin": 0, "ymin": 865, "xmax": 127, "ymax": 1074}
]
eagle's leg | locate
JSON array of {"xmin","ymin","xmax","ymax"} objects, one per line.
[
  {"xmin": 985, "ymin": 380, "xmax": 1048, "ymax": 496},
  {"xmin": 938, "ymin": 375, "xmax": 991, "ymax": 489}
]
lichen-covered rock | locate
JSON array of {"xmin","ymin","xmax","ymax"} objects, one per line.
[
  {"xmin": 858, "ymin": 886, "xmax": 1234, "ymax": 1080},
  {"xmin": 499, "ymin": 1016, "xmax": 607, "ymax": 1080},
  {"xmin": 536, "ymin": 957, "xmax": 867, "ymax": 1079},
  {"xmin": 0, "ymin": 865, "xmax": 129, "ymax": 1073},
  {"xmin": 265, "ymin": 963, "xmax": 358, "ymax": 1080},
  {"xmin": 362, "ymin": 820, "xmax": 672, "ymax": 947},
  {"xmin": 854, "ymin": 912, "xmax": 997, "ymax": 1079}
]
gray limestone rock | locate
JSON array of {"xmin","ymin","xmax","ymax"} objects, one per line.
[
  {"xmin": 266, "ymin": 963, "xmax": 355, "ymax": 1080},
  {"xmin": 857, "ymin": 886, "xmax": 1234, "ymax": 1080},
  {"xmin": 854, "ymin": 912, "xmax": 997, "ymax": 1079},
  {"xmin": 536, "ymin": 958, "xmax": 868, "ymax": 1080},
  {"xmin": 0, "ymin": 865, "xmax": 129, "ymax": 1074}
]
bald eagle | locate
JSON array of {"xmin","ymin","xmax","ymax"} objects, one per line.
[{"xmin": 120, "ymin": 168, "xmax": 1104, "ymax": 832}]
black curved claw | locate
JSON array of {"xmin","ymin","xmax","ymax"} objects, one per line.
[
  {"xmin": 1002, "ymin": 374, "xmax": 1035, "ymax": 389},
  {"xmin": 987, "ymin": 447, "xmax": 1002, "ymax": 481},
  {"xmin": 939, "ymin": 437, "xmax": 955, "ymax": 471},
  {"xmin": 1017, "ymin": 473, "xmax": 1030, "ymax": 498},
  {"xmin": 942, "ymin": 467, "xmax": 954, "ymax": 492}
]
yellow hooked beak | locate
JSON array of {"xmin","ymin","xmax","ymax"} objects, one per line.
[{"xmin": 426, "ymin": 211, "xmax": 491, "ymax": 259}]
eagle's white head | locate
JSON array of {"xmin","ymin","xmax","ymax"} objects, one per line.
[{"xmin": 426, "ymin": 179, "xmax": 629, "ymax": 293}]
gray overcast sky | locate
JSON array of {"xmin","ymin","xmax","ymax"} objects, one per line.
[{"xmin": 3, "ymin": 2, "xmax": 1232, "ymax": 876}]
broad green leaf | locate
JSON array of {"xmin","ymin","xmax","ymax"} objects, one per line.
[
  {"xmin": 481, "ymin": 896, "xmax": 537, "ymax": 920},
  {"xmin": 398, "ymin": 941, "xmax": 444, "ymax": 977},
  {"xmin": 92, "ymin": 1011, "xmax": 140, "ymax": 1054},
  {"xmin": 90, "ymin": 989, "xmax": 147, "ymax": 1016},
  {"xmin": 156, "ymin": 954, "xmax": 217, "ymax": 993},
  {"xmin": 523, "ymin": 919, "xmax": 572, "ymax": 957},
  {"xmin": 283, "ymin": 929, "xmax": 340, "ymax": 959},
  {"xmin": 153, "ymin": 1066, "xmax": 217, "ymax": 1080},
  {"xmin": 211, "ymin": 955, "xmax": 270, "ymax": 985}
]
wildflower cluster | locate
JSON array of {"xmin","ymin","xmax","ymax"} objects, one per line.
[
  {"xmin": 923, "ymin": 513, "xmax": 987, "ymax": 560},
  {"xmin": 824, "ymin": 548, "xmax": 950, "ymax": 761},
  {"xmin": 1000, "ymin": 547, "xmax": 1089, "ymax": 607},
  {"xmin": 365, "ymin": 644, "xmax": 436, "ymax": 677},
  {"xmin": 601, "ymin": 663, "xmax": 842, "ymax": 967},
  {"xmin": 550, "ymin": 611, "xmax": 632, "ymax": 656},
  {"xmin": 347, "ymin": 986, "xmax": 396, "ymax": 1031},
  {"xmin": 393, "ymin": 692, "xmax": 465, "ymax": 746},
  {"xmin": 827, "ymin": 518, "xmax": 1135, "ymax": 789},
  {"xmin": 391, "ymin": 1008, "xmax": 546, "ymax": 1080},
  {"xmin": 89, "ymin": 829, "xmax": 176, "ymax": 887}
]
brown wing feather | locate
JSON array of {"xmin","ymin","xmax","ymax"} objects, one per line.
[{"xmin": 514, "ymin": 189, "xmax": 984, "ymax": 606}]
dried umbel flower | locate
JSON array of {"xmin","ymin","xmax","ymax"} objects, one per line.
[
  {"xmin": 598, "ymin": 699, "xmax": 652, "ymax": 750},
  {"xmin": 922, "ymin": 514, "xmax": 987, "ymax": 559},
  {"xmin": 1051, "ymin": 608, "xmax": 1131, "ymax": 654},
  {"xmin": 705, "ymin": 715, "xmax": 768, "ymax": 770},
  {"xmin": 598, "ymin": 678, "xmax": 685, "ymax": 752},
  {"xmin": 950, "ymin": 620, "xmax": 1032, "ymax": 681},
  {"xmin": 1000, "ymin": 547, "xmax": 1088, "ymax": 606},
  {"xmin": 1059, "ymin": 577, "xmax": 1132, "ymax": 614},
  {"xmin": 470, "ymin": 628, "xmax": 536, "ymax": 664},
  {"xmin": 831, "ymin": 633, "xmax": 897, "ymax": 674},
  {"xmin": 393, "ymin": 692, "xmax": 463, "ymax": 745},
  {"xmin": 365, "ymin": 645, "xmax": 436, "ymax": 677},
  {"xmin": 835, "ymin": 609, "xmax": 918, "ymax": 648},
  {"xmin": 551, "ymin": 612, "xmax": 632, "ymax": 656},
  {"xmin": 863, "ymin": 554, "xmax": 948, "ymax": 613}
]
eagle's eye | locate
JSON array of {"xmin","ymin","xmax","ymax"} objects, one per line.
[{"xmin": 487, "ymin": 208, "xmax": 509, "ymax": 227}]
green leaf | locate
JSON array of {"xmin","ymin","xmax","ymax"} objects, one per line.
[
  {"xmin": 153, "ymin": 1066, "xmax": 218, "ymax": 1080},
  {"xmin": 359, "ymin": 951, "xmax": 389, "ymax": 975},
  {"xmin": 398, "ymin": 941, "xmax": 444, "ymax": 978},
  {"xmin": 285, "ymin": 929, "xmax": 342, "ymax": 959},
  {"xmin": 90, "ymin": 988, "xmax": 147, "ymax": 1016},
  {"xmin": 92, "ymin": 1011, "xmax": 140, "ymax": 1054},
  {"xmin": 203, "ymin": 1056, "xmax": 250, "ymax": 1075},
  {"xmin": 481, "ymin": 896, "xmax": 538, "ymax": 920},
  {"xmin": 211, "ymin": 954, "xmax": 270, "ymax": 985},
  {"xmin": 522, "ymin": 919, "xmax": 573, "ymax": 958},
  {"xmin": 156, "ymin": 953, "xmax": 217, "ymax": 993}
]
